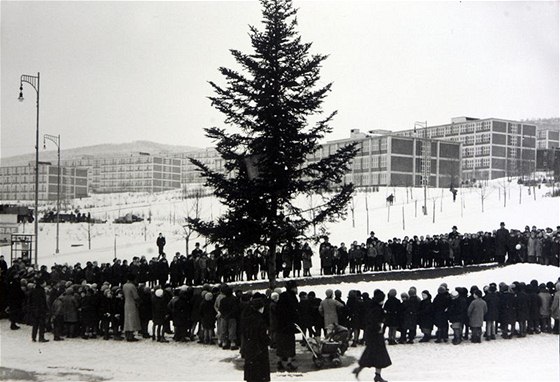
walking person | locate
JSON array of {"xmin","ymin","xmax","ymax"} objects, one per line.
[{"xmin": 353, "ymin": 289, "xmax": 391, "ymax": 382}]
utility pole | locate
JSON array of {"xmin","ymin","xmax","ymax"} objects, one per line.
[{"xmin": 44, "ymin": 133, "xmax": 61, "ymax": 254}]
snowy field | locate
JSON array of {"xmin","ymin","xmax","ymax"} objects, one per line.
[
  {"xmin": 2, "ymin": 179, "xmax": 558, "ymax": 270},
  {"xmin": 1, "ymin": 179, "xmax": 559, "ymax": 381},
  {"xmin": 1, "ymin": 264, "xmax": 559, "ymax": 382}
]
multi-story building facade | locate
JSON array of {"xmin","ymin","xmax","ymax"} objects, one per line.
[
  {"xmin": 175, "ymin": 148, "xmax": 225, "ymax": 186},
  {"xmin": 394, "ymin": 117, "xmax": 537, "ymax": 180},
  {"xmin": 0, "ymin": 162, "xmax": 88, "ymax": 201},
  {"xmin": 535, "ymin": 124, "xmax": 560, "ymax": 173},
  {"xmin": 61, "ymin": 153, "xmax": 182, "ymax": 194},
  {"xmin": 310, "ymin": 130, "xmax": 461, "ymax": 188},
  {"xmin": 95, "ymin": 153, "xmax": 181, "ymax": 194}
]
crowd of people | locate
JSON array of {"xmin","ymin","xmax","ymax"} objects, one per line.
[
  {"xmin": 3, "ymin": 223, "xmax": 559, "ymax": 296},
  {"xmin": 2, "ymin": 267, "xmax": 560, "ymax": 381},
  {"xmin": 1, "ymin": 223, "xmax": 560, "ymax": 381}
]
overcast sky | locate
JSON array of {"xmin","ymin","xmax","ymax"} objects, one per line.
[{"xmin": 1, "ymin": 1, "xmax": 558, "ymax": 159}]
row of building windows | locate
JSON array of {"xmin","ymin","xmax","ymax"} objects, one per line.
[
  {"xmin": 463, "ymin": 158, "xmax": 491, "ymax": 169},
  {"xmin": 351, "ymin": 155, "xmax": 388, "ymax": 170},
  {"xmin": 462, "ymin": 146, "xmax": 491, "ymax": 157},
  {"xmin": 416, "ymin": 120, "xmax": 493, "ymax": 139}
]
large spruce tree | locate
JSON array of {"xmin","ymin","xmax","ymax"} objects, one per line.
[{"xmin": 188, "ymin": 0, "xmax": 357, "ymax": 286}]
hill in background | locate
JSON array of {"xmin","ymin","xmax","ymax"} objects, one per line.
[{"xmin": 0, "ymin": 140, "xmax": 201, "ymax": 166}]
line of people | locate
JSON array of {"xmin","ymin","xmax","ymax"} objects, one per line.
[{"xmin": 3, "ymin": 263, "xmax": 560, "ymax": 382}]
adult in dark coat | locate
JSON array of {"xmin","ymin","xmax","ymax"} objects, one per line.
[
  {"xmin": 7, "ymin": 275, "xmax": 25, "ymax": 330},
  {"xmin": 418, "ymin": 290, "xmax": 434, "ymax": 342},
  {"xmin": 242, "ymin": 293, "xmax": 270, "ymax": 382},
  {"xmin": 80, "ymin": 289, "xmax": 97, "ymax": 339},
  {"xmin": 498, "ymin": 284, "xmax": 516, "ymax": 338},
  {"xmin": 307, "ymin": 291, "xmax": 323, "ymax": 337},
  {"xmin": 346, "ymin": 290, "xmax": 362, "ymax": 346},
  {"xmin": 447, "ymin": 288, "xmax": 468, "ymax": 345},
  {"xmin": 157, "ymin": 255, "xmax": 169, "ymax": 286},
  {"xmin": 483, "ymin": 285, "xmax": 499, "ymax": 340},
  {"xmin": 275, "ymin": 280, "xmax": 299, "ymax": 371},
  {"xmin": 527, "ymin": 282, "xmax": 541, "ymax": 334},
  {"xmin": 156, "ymin": 233, "xmax": 166, "ymax": 256},
  {"xmin": 514, "ymin": 283, "xmax": 530, "ymax": 337},
  {"xmin": 298, "ymin": 292, "xmax": 314, "ymax": 338},
  {"xmin": 353, "ymin": 289, "xmax": 391, "ymax": 382},
  {"xmin": 495, "ymin": 222, "xmax": 510, "ymax": 264},
  {"xmin": 432, "ymin": 286, "xmax": 450, "ymax": 343},
  {"xmin": 170, "ymin": 288, "xmax": 191, "ymax": 342},
  {"xmin": 29, "ymin": 279, "xmax": 49, "ymax": 342},
  {"xmin": 401, "ymin": 288, "xmax": 420, "ymax": 343},
  {"xmin": 383, "ymin": 289, "xmax": 401, "ymax": 345},
  {"xmin": 138, "ymin": 286, "xmax": 152, "ymax": 338}
]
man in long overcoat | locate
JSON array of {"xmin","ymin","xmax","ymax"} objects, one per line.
[
  {"xmin": 123, "ymin": 273, "xmax": 141, "ymax": 341},
  {"xmin": 275, "ymin": 280, "xmax": 299, "ymax": 371},
  {"xmin": 241, "ymin": 293, "xmax": 270, "ymax": 382},
  {"xmin": 495, "ymin": 222, "xmax": 510, "ymax": 264},
  {"xmin": 29, "ymin": 279, "xmax": 49, "ymax": 342}
]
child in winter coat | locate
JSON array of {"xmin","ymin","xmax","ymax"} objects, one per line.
[
  {"xmin": 113, "ymin": 289, "xmax": 125, "ymax": 340},
  {"xmin": 61, "ymin": 287, "xmax": 79, "ymax": 338},
  {"xmin": 99, "ymin": 289, "xmax": 115, "ymax": 340},
  {"xmin": 152, "ymin": 288, "xmax": 168, "ymax": 342},
  {"xmin": 51, "ymin": 295, "xmax": 65, "ymax": 341},
  {"xmin": 200, "ymin": 291, "xmax": 217, "ymax": 344},
  {"xmin": 447, "ymin": 289, "xmax": 467, "ymax": 345},
  {"xmin": 538, "ymin": 284, "xmax": 552, "ymax": 333}
]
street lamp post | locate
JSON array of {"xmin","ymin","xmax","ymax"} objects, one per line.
[
  {"xmin": 44, "ymin": 133, "xmax": 61, "ymax": 254},
  {"xmin": 19, "ymin": 72, "xmax": 40, "ymax": 267}
]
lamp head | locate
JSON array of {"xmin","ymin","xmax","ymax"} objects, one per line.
[{"xmin": 18, "ymin": 85, "xmax": 24, "ymax": 102}]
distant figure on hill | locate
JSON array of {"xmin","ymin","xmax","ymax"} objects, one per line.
[
  {"xmin": 386, "ymin": 194, "xmax": 394, "ymax": 206},
  {"xmin": 157, "ymin": 233, "xmax": 166, "ymax": 256}
]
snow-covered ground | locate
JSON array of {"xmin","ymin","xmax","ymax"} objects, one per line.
[
  {"xmin": 1, "ymin": 179, "xmax": 559, "ymax": 381},
  {"xmin": 1, "ymin": 264, "xmax": 559, "ymax": 382},
  {"xmin": 2, "ymin": 179, "xmax": 558, "ymax": 271}
]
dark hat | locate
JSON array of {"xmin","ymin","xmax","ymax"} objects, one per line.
[
  {"xmin": 500, "ymin": 222, "xmax": 505, "ymax": 226},
  {"xmin": 250, "ymin": 292, "xmax": 266, "ymax": 310},
  {"xmin": 285, "ymin": 280, "xmax": 298, "ymax": 290},
  {"xmin": 373, "ymin": 289, "xmax": 385, "ymax": 303}
]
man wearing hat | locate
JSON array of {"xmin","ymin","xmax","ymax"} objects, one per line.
[
  {"xmin": 29, "ymin": 279, "xmax": 49, "ymax": 342},
  {"xmin": 495, "ymin": 222, "xmax": 509, "ymax": 264},
  {"xmin": 241, "ymin": 292, "xmax": 270, "ymax": 382},
  {"xmin": 275, "ymin": 280, "xmax": 299, "ymax": 371}
]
